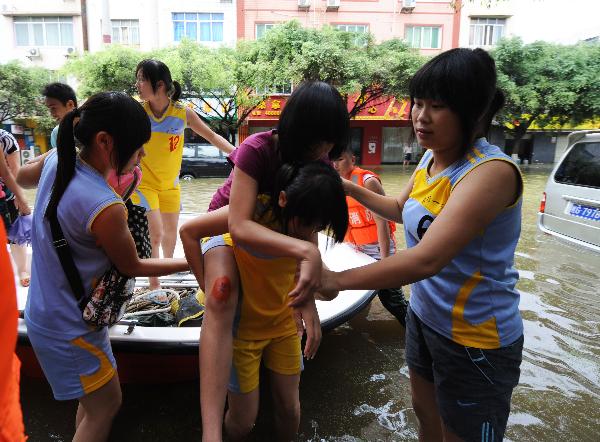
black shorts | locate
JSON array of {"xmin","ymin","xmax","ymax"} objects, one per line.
[
  {"xmin": 405, "ymin": 307, "xmax": 523, "ymax": 442},
  {"xmin": 404, "ymin": 153, "xmax": 412, "ymax": 161}
]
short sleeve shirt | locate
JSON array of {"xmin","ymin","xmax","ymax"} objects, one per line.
[
  {"xmin": 0, "ymin": 130, "xmax": 19, "ymax": 156},
  {"xmin": 208, "ymin": 130, "xmax": 278, "ymax": 211}
]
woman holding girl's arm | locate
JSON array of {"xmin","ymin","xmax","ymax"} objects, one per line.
[{"xmin": 321, "ymin": 49, "xmax": 524, "ymax": 442}]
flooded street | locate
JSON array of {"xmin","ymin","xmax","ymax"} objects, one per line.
[{"xmin": 21, "ymin": 165, "xmax": 600, "ymax": 441}]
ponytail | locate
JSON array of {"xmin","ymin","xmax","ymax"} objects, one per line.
[
  {"xmin": 136, "ymin": 59, "xmax": 182, "ymax": 102},
  {"xmin": 171, "ymin": 81, "xmax": 182, "ymax": 102},
  {"xmin": 45, "ymin": 109, "xmax": 79, "ymax": 219},
  {"xmin": 45, "ymin": 92, "xmax": 151, "ymax": 221}
]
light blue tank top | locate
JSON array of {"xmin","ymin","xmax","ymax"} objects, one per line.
[
  {"xmin": 25, "ymin": 150, "xmax": 123, "ymax": 339},
  {"xmin": 403, "ymin": 138, "xmax": 523, "ymax": 349}
]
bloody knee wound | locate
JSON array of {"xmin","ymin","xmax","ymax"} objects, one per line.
[{"xmin": 211, "ymin": 276, "xmax": 231, "ymax": 303}]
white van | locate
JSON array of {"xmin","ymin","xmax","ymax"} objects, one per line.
[{"xmin": 538, "ymin": 130, "xmax": 600, "ymax": 252}]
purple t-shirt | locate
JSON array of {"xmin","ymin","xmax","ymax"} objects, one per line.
[{"xmin": 209, "ymin": 130, "xmax": 279, "ymax": 211}]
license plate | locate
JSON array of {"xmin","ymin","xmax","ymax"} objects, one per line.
[{"xmin": 567, "ymin": 203, "xmax": 600, "ymax": 221}]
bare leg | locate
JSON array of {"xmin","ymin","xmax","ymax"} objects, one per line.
[
  {"xmin": 409, "ymin": 368, "xmax": 443, "ymax": 441},
  {"xmin": 269, "ymin": 371, "xmax": 301, "ymax": 442},
  {"xmin": 224, "ymin": 388, "xmax": 260, "ymax": 442},
  {"xmin": 145, "ymin": 209, "xmax": 163, "ymax": 289},
  {"xmin": 160, "ymin": 211, "xmax": 180, "ymax": 258},
  {"xmin": 73, "ymin": 374, "xmax": 122, "ymax": 442},
  {"xmin": 200, "ymin": 246, "xmax": 240, "ymax": 442},
  {"xmin": 10, "ymin": 243, "xmax": 29, "ymax": 286}
]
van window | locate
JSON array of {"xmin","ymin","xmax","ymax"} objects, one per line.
[{"xmin": 554, "ymin": 142, "xmax": 600, "ymax": 189}]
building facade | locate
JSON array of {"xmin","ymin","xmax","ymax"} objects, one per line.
[
  {"xmin": 0, "ymin": 0, "xmax": 238, "ymax": 69},
  {"xmin": 238, "ymin": 0, "xmax": 460, "ymax": 55}
]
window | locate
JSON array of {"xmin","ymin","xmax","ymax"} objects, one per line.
[
  {"xmin": 554, "ymin": 142, "xmax": 600, "ymax": 189},
  {"xmin": 336, "ymin": 24, "xmax": 369, "ymax": 46},
  {"xmin": 405, "ymin": 26, "xmax": 441, "ymax": 49},
  {"xmin": 172, "ymin": 12, "xmax": 224, "ymax": 42},
  {"xmin": 255, "ymin": 83, "xmax": 293, "ymax": 96},
  {"xmin": 14, "ymin": 16, "xmax": 74, "ymax": 46},
  {"xmin": 111, "ymin": 19, "xmax": 139, "ymax": 45},
  {"xmin": 469, "ymin": 18, "xmax": 505, "ymax": 47},
  {"xmin": 256, "ymin": 23, "xmax": 275, "ymax": 39}
]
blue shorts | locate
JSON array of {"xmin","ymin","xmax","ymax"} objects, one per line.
[
  {"xmin": 27, "ymin": 326, "xmax": 117, "ymax": 400},
  {"xmin": 405, "ymin": 307, "xmax": 523, "ymax": 442},
  {"xmin": 201, "ymin": 233, "xmax": 233, "ymax": 254}
]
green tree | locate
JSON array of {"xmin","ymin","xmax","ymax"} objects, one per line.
[
  {"xmin": 157, "ymin": 39, "xmax": 264, "ymax": 142},
  {"xmin": 65, "ymin": 45, "xmax": 140, "ymax": 96},
  {"xmin": 493, "ymin": 38, "xmax": 600, "ymax": 153},
  {"xmin": 249, "ymin": 21, "xmax": 424, "ymax": 118},
  {"xmin": 0, "ymin": 62, "xmax": 51, "ymax": 124}
]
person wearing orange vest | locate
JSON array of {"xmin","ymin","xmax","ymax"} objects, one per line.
[
  {"xmin": 333, "ymin": 148, "xmax": 407, "ymax": 325},
  {"xmin": 0, "ymin": 219, "xmax": 27, "ymax": 442}
]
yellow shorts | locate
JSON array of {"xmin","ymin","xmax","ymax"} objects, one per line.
[
  {"xmin": 131, "ymin": 185, "xmax": 181, "ymax": 213},
  {"xmin": 229, "ymin": 332, "xmax": 303, "ymax": 394}
]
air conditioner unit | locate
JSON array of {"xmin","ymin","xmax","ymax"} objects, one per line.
[
  {"xmin": 326, "ymin": 0, "xmax": 340, "ymax": 9},
  {"xmin": 401, "ymin": 0, "xmax": 416, "ymax": 11},
  {"xmin": 26, "ymin": 47, "xmax": 40, "ymax": 58},
  {"xmin": 298, "ymin": 0, "xmax": 311, "ymax": 9},
  {"xmin": 20, "ymin": 148, "xmax": 35, "ymax": 166}
]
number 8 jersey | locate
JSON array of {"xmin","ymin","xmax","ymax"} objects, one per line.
[
  {"xmin": 402, "ymin": 138, "xmax": 523, "ymax": 349},
  {"xmin": 138, "ymin": 100, "xmax": 187, "ymax": 191}
]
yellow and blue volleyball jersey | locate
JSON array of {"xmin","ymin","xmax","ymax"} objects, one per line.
[
  {"xmin": 139, "ymin": 100, "xmax": 187, "ymax": 191},
  {"xmin": 232, "ymin": 195, "xmax": 298, "ymax": 341},
  {"xmin": 403, "ymin": 138, "xmax": 523, "ymax": 349}
]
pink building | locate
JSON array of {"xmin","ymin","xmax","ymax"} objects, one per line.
[{"xmin": 237, "ymin": 0, "xmax": 461, "ymax": 55}]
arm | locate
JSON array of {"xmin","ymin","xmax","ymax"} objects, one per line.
[
  {"xmin": 363, "ymin": 177, "xmax": 392, "ymax": 258},
  {"xmin": 16, "ymin": 150, "xmax": 52, "ymax": 189},
  {"xmin": 344, "ymin": 172, "xmax": 415, "ymax": 224},
  {"xmin": 92, "ymin": 204, "xmax": 189, "ymax": 277},
  {"xmin": 322, "ymin": 161, "xmax": 520, "ymax": 291},
  {"xmin": 228, "ymin": 167, "xmax": 322, "ymax": 303},
  {"xmin": 179, "ymin": 206, "xmax": 229, "ymax": 291},
  {"xmin": 0, "ymin": 154, "xmax": 30, "ymax": 215},
  {"xmin": 186, "ymin": 107, "xmax": 235, "ymax": 155}
]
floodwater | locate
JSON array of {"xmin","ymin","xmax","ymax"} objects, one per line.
[{"xmin": 20, "ymin": 165, "xmax": 600, "ymax": 441}]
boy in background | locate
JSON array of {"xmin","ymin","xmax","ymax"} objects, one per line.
[
  {"xmin": 333, "ymin": 148, "xmax": 408, "ymax": 325},
  {"xmin": 42, "ymin": 82, "xmax": 77, "ymax": 149}
]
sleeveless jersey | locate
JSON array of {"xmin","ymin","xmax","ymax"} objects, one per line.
[
  {"xmin": 139, "ymin": 100, "xmax": 187, "ymax": 191},
  {"xmin": 25, "ymin": 150, "xmax": 123, "ymax": 339},
  {"xmin": 345, "ymin": 167, "xmax": 396, "ymax": 246},
  {"xmin": 403, "ymin": 138, "xmax": 523, "ymax": 349}
]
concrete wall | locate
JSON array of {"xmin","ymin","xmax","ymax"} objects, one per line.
[{"xmin": 0, "ymin": 0, "xmax": 83, "ymax": 70}]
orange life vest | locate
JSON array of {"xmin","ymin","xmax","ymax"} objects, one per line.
[{"xmin": 344, "ymin": 167, "xmax": 396, "ymax": 246}]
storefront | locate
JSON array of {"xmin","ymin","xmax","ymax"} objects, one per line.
[{"xmin": 240, "ymin": 94, "xmax": 420, "ymax": 165}]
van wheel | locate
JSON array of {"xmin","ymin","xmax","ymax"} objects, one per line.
[{"xmin": 181, "ymin": 174, "xmax": 195, "ymax": 181}]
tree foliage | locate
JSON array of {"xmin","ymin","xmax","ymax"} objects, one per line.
[
  {"xmin": 65, "ymin": 45, "xmax": 140, "ymax": 96},
  {"xmin": 0, "ymin": 62, "xmax": 52, "ymax": 125},
  {"xmin": 247, "ymin": 21, "xmax": 424, "ymax": 117},
  {"xmin": 493, "ymin": 38, "xmax": 600, "ymax": 149}
]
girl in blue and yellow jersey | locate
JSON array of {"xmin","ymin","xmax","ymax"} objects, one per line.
[
  {"xmin": 320, "ymin": 48, "xmax": 524, "ymax": 442},
  {"xmin": 132, "ymin": 60, "xmax": 234, "ymax": 289},
  {"xmin": 17, "ymin": 92, "xmax": 188, "ymax": 442}
]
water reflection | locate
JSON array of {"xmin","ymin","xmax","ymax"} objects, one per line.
[{"xmin": 21, "ymin": 165, "xmax": 600, "ymax": 441}]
